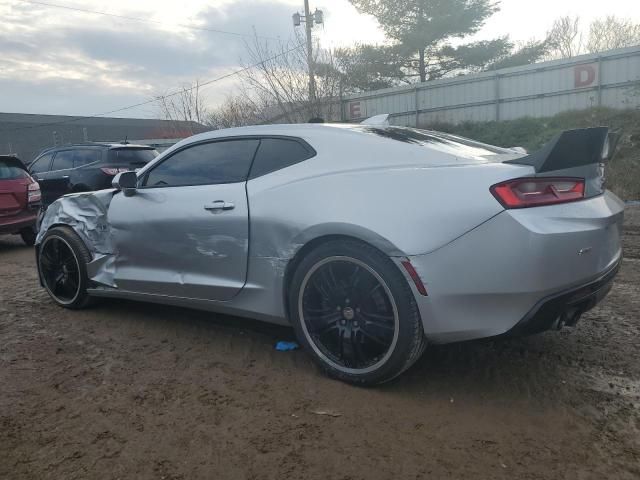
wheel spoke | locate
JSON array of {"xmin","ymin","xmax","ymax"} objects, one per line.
[
  {"xmin": 360, "ymin": 328, "xmax": 389, "ymax": 347},
  {"xmin": 351, "ymin": 331, "xmax": 366, "ymax": 364},
  {"xmin": 306, "ymin": 312, "xmax": 341, "ymax": 334},
  {"xmin": 52, "ymin": 273, "xmax": 65, "ymax": 295},
  {"xmin": 52, "ymin": 239, "xmax": 62, "ymax": 263},
  {"xmin": 326, "ymin": 264, "xmax": 339, "ymax": 291},
  {"xmin": 312, "ymin": 276, "xmax": 332, "ymax": 303},
  {"xmin": 339, "ymin": 327, "xmax": 355, "ymax": 364},
  {"xmin": 66, "ymin": 273, "xmax": 79, "ymax": 292},
  {"xmin": 366, "ymin": 282, "xmax": 382, "ymax": 297},
  {"xmin": 348, "ymin": 265, "xmax": 361, "ymax": 289},
  {"xmin": 40, "ymin": 252, "xmax": 55, "ymax": 270},
  {"xmin": 359, "ymin": 312, "xmax": 395, "ymax": 330}
]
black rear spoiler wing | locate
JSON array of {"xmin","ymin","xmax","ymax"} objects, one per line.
[{"xmin": 504, "ymin": 127, "xmax": 618, "ymax": 173}]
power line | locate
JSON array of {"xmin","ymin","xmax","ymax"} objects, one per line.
[
  {"xmin": 15, "ymin": 0, "xmax": 283, "ymax": 42},
  {"xmin": 0, "ymin": 43, "xmax": 305, "ymax": 133}
]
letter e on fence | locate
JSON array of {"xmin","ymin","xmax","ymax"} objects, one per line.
[
  {"xmin": 349, "ymin": 101, "xmax": 362, "ymax": 119},
  {"xmin": 574, "ymin": 64, "xmax": 597, "ymax": 88}
]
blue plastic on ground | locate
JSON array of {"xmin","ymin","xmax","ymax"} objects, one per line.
[{"xmin": 275, "ymin": 341, "xmax": 300, "ymax": 351}]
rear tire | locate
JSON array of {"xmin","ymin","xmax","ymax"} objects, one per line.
[
  {"xmin": 288, "ymin": 239, "xmax": 426, "ymax": 385},
  {"xmin": 38, "ymin": 226, "xmax": 94, "ymax": 309},
  {"xmin": 20, "ymin": 227, "xmax": 36, "ymax": 246}
]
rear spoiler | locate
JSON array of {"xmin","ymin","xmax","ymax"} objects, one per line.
[{"xmin": 504, "ymin": 127, "xmax": 616, "ymax": 173}]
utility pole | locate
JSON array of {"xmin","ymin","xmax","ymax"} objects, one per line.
[
  {"xmin": 303, "ymin": 0, "xmax": 316, "ymax": 104},
  {"xmin": 293, "ymin": 2, "xmax": 323, "ymax": 108}
]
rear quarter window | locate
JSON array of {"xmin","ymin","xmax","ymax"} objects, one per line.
[{"xmin": 249, "ymin": 138, "xmax": 315, "ymax": 179}]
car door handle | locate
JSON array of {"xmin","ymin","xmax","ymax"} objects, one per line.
[{"xmin": 204, "ymin": 200, "xmax": 235, "ymax": 211}]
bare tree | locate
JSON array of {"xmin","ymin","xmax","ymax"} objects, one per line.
[
  {"xmin": 206, "ymin": 92, "xmax": 270, "ymax": 129},
  {"xmin": 547, "ymin": 16, "xmax": 583, "ymax": 59},
  {"xmin": 156, "ymin": 80, "xmax": 208, "ymax": 135},
  {"xmin": 547, "ymin": 15, "xmax": 640, "ymax": 59},
  {"xmin": 238, "ymin": 31, "xmax": 343, "ymax": 123},
  {"xmin": 586, "ymin": 16, "xmax": 640, "ymax": 53}
]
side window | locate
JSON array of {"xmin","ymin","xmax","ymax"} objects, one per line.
[
  {"xmin": 144, "ymin": 139, "xmax": 259, "ymax": 188},
  {"xmin": 29, "ymin": 153, "xmax": 53, "ymax": 174},
  {"xmin": 249, "ymin": 138, "xmax": 315, "ymax": 179},
  {"xmin": 73, "ymin": 149, "xmax": 101, "ymax": 168},
  {"xmin": 51, "ymin": 151, "xmax": 74, "ymax": 171}
]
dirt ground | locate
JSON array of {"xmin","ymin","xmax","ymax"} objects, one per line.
[{"xmin": 1, "ymin": 208, "xmax": 639, "ymax": 480}]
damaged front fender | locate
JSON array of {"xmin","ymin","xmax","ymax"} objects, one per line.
[{"xmin": 36, "ymin": 189, "xmax": 117, "ymax": 287}]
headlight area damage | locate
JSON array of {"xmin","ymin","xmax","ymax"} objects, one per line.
[{"xmin": 36, "ymin": 190, "xmax": 117, "ymax": 287}]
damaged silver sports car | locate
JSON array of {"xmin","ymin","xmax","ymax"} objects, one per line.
[{"xmin": 36, "ymin": 120, "xmax": 624, "ymax": 384}]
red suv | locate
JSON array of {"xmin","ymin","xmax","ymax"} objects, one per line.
[{"xmin": 0, "ymin": 155, "xmax": 41, "ymax": 245}]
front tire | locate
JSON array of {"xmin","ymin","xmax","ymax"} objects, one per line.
[
  {"xmin": 288, "ymin": 239, "xmax": 426, "ymax": 385},
  {"xmin": 38, "ymin": 226, "xmax": 94, "ymax": 309}
]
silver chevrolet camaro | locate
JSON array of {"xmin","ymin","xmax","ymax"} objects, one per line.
[{"xmin": 35, "ymin": 120, "xmax": 624, "ymax": 384}]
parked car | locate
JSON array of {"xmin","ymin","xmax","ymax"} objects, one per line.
[
  {"xmin": 28, "ymin": 143, "xmax": 159, "ymax": 206},
  {"xmin": 34, "ymin": 122, "xmax": 623, "ymax": 385},
  {"xmin": 0, "ymin": 155, "xmax": 41, "ymax": 245}
]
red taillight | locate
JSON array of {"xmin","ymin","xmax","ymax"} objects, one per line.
[
  {"xmin": 101, "ymin": 167, "xmax": 130, "ymax": 176},
  {"xmin": 27, "ymin": 181, "xmax": 41, "ymax": 204},
  {"xmin": 490, "ymin": 177, "xmax": 585, "ymax": 209}
]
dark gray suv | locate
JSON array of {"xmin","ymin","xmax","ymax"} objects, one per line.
[{"xmin": 29, "ymin": 143, "xmax": 159, "ymax": 206}]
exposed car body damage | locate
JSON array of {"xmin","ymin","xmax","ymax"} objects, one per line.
[
  {"xmin": 37, "ymin": 189, "xmax": 115, "ymax": 254},
  {"xmin": 36, "ymin": 190, "xmax": 117, "ymax": 286}
]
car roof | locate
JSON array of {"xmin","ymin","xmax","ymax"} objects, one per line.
[
  {"xmin": 38, "ymin": 142, "xmax": 156, "ymax": 155},
  {"xmin": 175, "ymin": 123, "xmax": 512, "ymax": 155},
  {"xmin": 183, "ymin": 123, "xmax": 361, "ymax": 140}
]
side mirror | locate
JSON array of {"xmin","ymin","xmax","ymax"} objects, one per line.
[{"xmin": 112, "ymin": 171, "xmax": 138, "ymax": 197}]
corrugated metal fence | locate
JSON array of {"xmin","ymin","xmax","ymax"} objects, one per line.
[{"xmin": 341, "ymin": 45, "xmax": 640, "ymax": 126}]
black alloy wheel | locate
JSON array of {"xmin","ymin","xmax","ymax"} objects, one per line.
[
  {"xmin": 299, "ymin": 256, "xmax": 399, "ymax": 373},
  {"xmin": 289, "ymin": 239, "xmax": 426, "ymax": 385},
  {"xmin": 38, "ymin": 226, "xmax": 94, "ymax": 309}
]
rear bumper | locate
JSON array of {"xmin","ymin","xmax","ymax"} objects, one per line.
[
  {"xmin": 0, "ymin": 211, "xmax": 37, "ymax": 235},
  {"xmin": 506, "ymin": 257, "xmax": 620, "ymax": 336},
  {"xmin": 400, "ymin": 191, "xmax": 625, "ymax": 344}
]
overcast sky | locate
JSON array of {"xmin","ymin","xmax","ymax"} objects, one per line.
[{"xmin": 1, "ymin": 0, "xmax": 639, "ymax": 118}]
